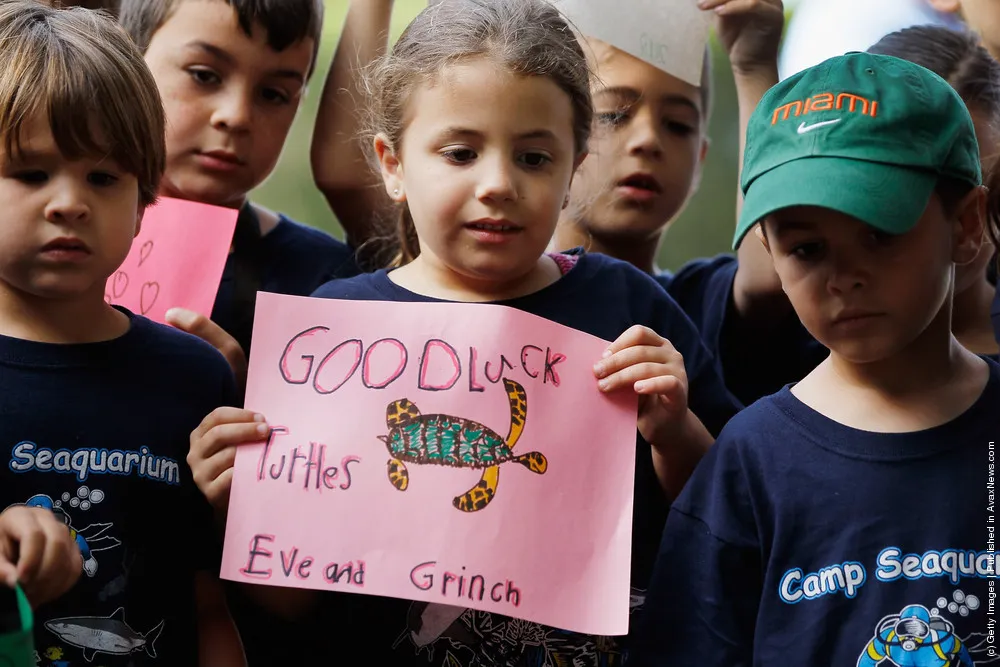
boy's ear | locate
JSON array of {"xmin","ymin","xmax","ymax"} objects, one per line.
[
  {"xmin": 134, "ymin": 205, "xmax": 145, "ymax": 239},
  {"xmin": 754, "ymin": 223, "xmax": 772, "ymax": 255},
  {"xmin": 689, "ymin": 137, "xmax": 710, "ymax": 196},
  {"xmin": 374, "ymin": 134, "xmax": 406, "ymax": 203},
  {"xmin": 952, "ymin": 185, "xmax": 987, "ymax": 265},
  {"xmin": 563, "ymin": 151, "xmax": 589, "ymax": 209}
]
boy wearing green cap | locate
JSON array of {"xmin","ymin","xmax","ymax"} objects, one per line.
[{"xmin": 631, "ymin": 51, "xmax": 999, "ymax": 666}]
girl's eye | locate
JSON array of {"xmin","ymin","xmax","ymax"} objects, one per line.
[
  {"xmin": 443, "ymin": 148, "xmax": 476, "ymax": 164},
  {"xmin": 261, "ymin": 87, "xmax": 291, "ymax": 106},
  {"xmin": 12, "ymin": 170, "xmax": 47, "ymax": 184},
  {"xmin": 597, "ymin": 111, "xmax": 629, "ymax": 127},
  {"xmin": 518, "ymin": 152, "xmax": 551, "ymax": 169},
  {"xmin": 88, "ymin": 172, "xmax": 119, "ymax": 187},
  {"xmin": 188, "ymin": 68, "xmax": 221, "ymax": 86}
]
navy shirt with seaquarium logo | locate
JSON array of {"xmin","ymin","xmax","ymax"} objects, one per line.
[{"xmin": 1, "ymin": 309, "xmax": 236, "ymax": 666}]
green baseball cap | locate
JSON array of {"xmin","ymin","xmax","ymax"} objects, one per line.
[{"xmin": 734, "ymin": 52, "xmax": 982, "ymax": 249}]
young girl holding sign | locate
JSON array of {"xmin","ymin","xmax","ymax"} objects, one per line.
[{"xmin": 189, "ymin": 0, "xmax": 740, "ymax": 663}]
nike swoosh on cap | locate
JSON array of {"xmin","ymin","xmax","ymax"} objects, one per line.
[{"xmin": 797, "ymin": 119, "xmax": 842, "ymax": 134}]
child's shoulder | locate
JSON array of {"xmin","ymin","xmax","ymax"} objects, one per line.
[
  {"xmin": 262, "ymin": 214, "xmax": 360, "ymax": 285},
  {"xmin": 126, "ymin": 313, "xmax": 233, "ymax": 377},
  {"xmin": 268, "ymin": 215, "xmax": 352, "ymax": 260},
  {"xmin": 560, "ymin": 250, "xmax": 680, "ymax": 306}
]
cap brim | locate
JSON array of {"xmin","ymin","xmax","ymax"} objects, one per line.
[{"xmin": 733, "ymin": 157, "xmax": 938, "ymax": 249}]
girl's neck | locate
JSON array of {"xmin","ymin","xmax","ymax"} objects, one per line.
[
  {"xmin": 0, "ymin": 284, "xmax": 129, "ymax": 344},
  {"xmin": 952, "ymin": 276, "xmax": 999, "ymax": 356},
  {"xmin": 389, "ymin": 254, "xmax": 563, "ymax": 303},
  {"xmin": 553, "ymin": 219, "xmax": 661, "ymax": 275}
]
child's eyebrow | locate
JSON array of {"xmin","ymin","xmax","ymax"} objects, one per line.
[
  {"xmin": 433, "ymin": 127, "xmax": 559, "ymax": 142},
  {"xmin": 596, "ymin": 86, "xmax": 699, "ymax": 114},
  {"xmin": 661, "ymin": 95, "xmax": 701, "ymax": 115},
  {"xmin": 186, "ymin": 40, "xmax": 305, "ymax": 83},
  {"xmin": 772, "ymin": 219, "xmax": 816, "ymax": 235}
]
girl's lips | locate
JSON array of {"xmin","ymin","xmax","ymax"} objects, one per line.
[{"xmin": 463, "ymin": 221, "xmax": 524, "ymax": 244}]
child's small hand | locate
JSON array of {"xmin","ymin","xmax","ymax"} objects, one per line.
[
  {"xmin": 189, "ymin": 407, "xmax": 269, "ymax": 514},
  {"xmin": 166, "ymin": 308, "xmax": 248, "ymax": 394},
  {"xmin": 594, "ymin": 325, "xmax": 690, "ymax": 447},
  {"xmin": 700, "ymin": 0, "xmax": 784, "ymax": 77},
  {"xmin": 0, "ymin": 506, "xmax": 81, "ymax": 608}
]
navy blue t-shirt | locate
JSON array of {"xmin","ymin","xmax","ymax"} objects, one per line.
[
  {"xmin": 1, "ymin": 310, "xmax": 237, "ymax": 665},
  {"xmin": 633, "ymin": 359, "xmax": 1000, "ymax": 667},
  {"xmin": 992, "ymin": 279, "xmax": 999, "ymax": 348},
  {"xmin": 658, "ymin": 254, "xmax": 828, "ymax": 406},
  {"xmin": 212, "ymin": 215, "xmax": 358, "ymax": 354},
  {"xmin": 306, "ymin": 251, "xmax": 742, "ymax": 666}
]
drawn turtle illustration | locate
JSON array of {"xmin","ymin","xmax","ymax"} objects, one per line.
[{"xmin": 377, "ymin": 378, "xmax": 547, "ymax": 512}]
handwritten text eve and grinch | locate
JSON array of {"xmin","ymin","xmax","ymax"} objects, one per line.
[{"xmin": 220, "ymin": 294, "xmax": 638, "ymax": 635}]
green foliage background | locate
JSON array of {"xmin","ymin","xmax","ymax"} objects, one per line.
[{"xmin": 252, "ymin": 1, "xmax": 747, "ymax": 271}]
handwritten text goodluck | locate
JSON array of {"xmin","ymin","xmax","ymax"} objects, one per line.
[
  {"xmin": 277, "ymin": 327, "xmax": 567, "ymax": 395},
  {"xmin": 222, "ymin": 294, "xmax": 638, "ymax": 636}
]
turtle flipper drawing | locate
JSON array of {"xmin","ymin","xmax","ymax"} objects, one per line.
[{"xmin": 376, "ymin": 378, "xmax": 547, "ymax": 512}]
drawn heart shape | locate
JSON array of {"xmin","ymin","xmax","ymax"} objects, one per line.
[
  {"xmin": 140, "ymin": 281, "xmax": 160, "ymax": 315},
  {"xmin": 138, "ymin": 240, "xmax": 154, "ymax": 267},
  {"xmin": 111, "ymin": 271, "xmax": 129, "ymax": 299}
]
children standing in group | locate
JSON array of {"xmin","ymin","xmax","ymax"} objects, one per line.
[
  {"xmin": 633, "ymin": 51, "xmax": 998, "ymax": 666},
  {"xmin": 550, "ymin": 0, "xmax": 823, "ymax": 406},
  {"xmin": 869, "ymin": 25, "xmax": 999, "ymax": 359},
  {"xmin": 0, "ymin": 3, "xmax": 243, "ymax": 664},
  {"xmin": 189, "ymin": 0, "xmax": 741, "ymax": 663},
  {"xmin": 115, "ymin": 0, "xmax": 361, "ymax": 381}
]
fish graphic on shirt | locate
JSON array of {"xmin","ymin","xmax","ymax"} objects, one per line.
[{"xmin": 44, "ymin": 608, "xmax": 163, "ymax": 662}]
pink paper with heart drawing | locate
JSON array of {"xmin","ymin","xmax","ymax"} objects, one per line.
[{"xmin": 105, "ymin": 197, "xmax": 237, "ymax": 323}]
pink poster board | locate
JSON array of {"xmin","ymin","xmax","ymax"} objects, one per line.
[
  {"xmin": 105, "ymin": 197, "xmax": 237, "ymax": 323},
  {"xmin": 220, "ymin": 292, "xmax": 639, "ymax": 635}
]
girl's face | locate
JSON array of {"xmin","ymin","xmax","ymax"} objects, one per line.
[
  {"xmin": 567, "ymin": 40, "xmax": 708, "ymax": 244},
  {"xmin": 379, "ymin": 58, "xmax": 580, "ymax": 288}
]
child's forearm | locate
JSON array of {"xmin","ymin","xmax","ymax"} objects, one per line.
[
  {"xmin": 649, "ymin": 409, "xmax": 714, "ymax": 499},
  {"xmin": 732, "ymin": 65, "xmax": 790, "ymax": 323},
  {"xmin": 195, "ymin": 573, "xmax": 246, "ymax": 667},
  {"xmin": 312, "ymin": 0, "xmax": 394, "ymax": 246},
  {"xmin": 239, "ymin": 584, "xmax": 322, "ymax": 620}
]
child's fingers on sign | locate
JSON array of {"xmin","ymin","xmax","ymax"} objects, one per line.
[
  {"xmin": 189, "ymin": 408, "xmax": 270, "ymax": 508},
  {"xmin": 191, "ymin": 407, "xmax": 267, "ymax": 444},
  {"xmin": 635, "ymin": 373, "xmax": 685, "ymax": 398},
  {"xmin": 594, "ymin": 326, "xmax": 684, "ymax": 390}
]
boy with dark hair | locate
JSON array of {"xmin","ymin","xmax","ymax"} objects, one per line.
[
  {"xmin": 634, "ymin": 52, "xmax": 998, "ymax": 666},
  {"xmin": 116, "ymin": 0, "xmax": 360, "ymax": 384}
]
